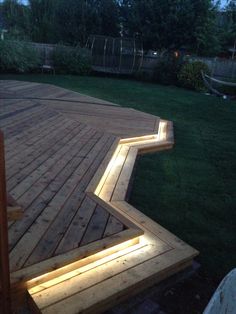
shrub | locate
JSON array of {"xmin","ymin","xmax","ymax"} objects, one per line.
[
  {"xmin": 134, "ymin": 70, "xmax": 153, "ymax": 82},
  {"xmin": 178, "ymin": 61, "xmax": 210, "ymax": 91},
  {"xmin": 0, "ymin": 40, "xmax": 40, "ymax": 73},
  {"xmin": 53, "ymin": 45, "xmax": 91, "ymax": 75},
  {"xmin": 152, "ymin": 55, "xmax": 183, "ymax": 85}
]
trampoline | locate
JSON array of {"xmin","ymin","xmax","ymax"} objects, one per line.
[{"xmin": 86, "ymin": 35, "xmax": 144, "ymax": 74}]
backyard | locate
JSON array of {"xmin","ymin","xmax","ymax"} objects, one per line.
[{"xmin": 1, "ymin": 74, "xmax": 236, "ymax": 313}]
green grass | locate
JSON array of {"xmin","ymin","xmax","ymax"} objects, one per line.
[{"xmin": 1, "ymin": 74, "xmax": 236, "ymax": 282}]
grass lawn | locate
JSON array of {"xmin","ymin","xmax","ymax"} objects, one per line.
[{"xmin": 1, "ymin": 74, "xmax": 236, "ymax": 308}]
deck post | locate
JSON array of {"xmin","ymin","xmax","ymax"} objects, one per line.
[{"xmin": 0, "ymin": 131, "xmax": 11, "ymax": 314}]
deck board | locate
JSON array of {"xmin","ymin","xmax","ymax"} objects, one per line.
[
  {"xmin": 0, "ymin": 80, "xmax": 198, "ymax": 313},
  {"xmin": 0, "ymin": 81, "xmax": 145, "ymax": 277}
]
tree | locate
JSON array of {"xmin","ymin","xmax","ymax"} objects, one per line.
[
  {"xmin": 193, "ymin": 0, "xmax": 221, "ymax": 56},
  {"xmin": 0, "ymin": 0, "xmax": 30, "ymax": 40},
  {"xmin": 54, "ymin": 0, "xmax": 119, "ymax": 45},
  {"xmin": 119, "ymin": 0, "xmax": 220, "ymax": 55},
  {"xmin": 219, "ymin": 0, "xmax": 236, "ymax": 53},
  {"xmin": 97, "ymin": 0, "xmax": 120, "ymax": 37},
  {"xmin": 28, "ymin": 0, "xmax": 56, "ymax": 43}
]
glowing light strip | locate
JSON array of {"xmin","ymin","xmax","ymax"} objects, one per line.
[
  {"xmin": 95, "ymin": 120, "xmax": 169, "ymax": 199},
  {"xmin": 25, "ymin": 237, "xmax": 140, "ymax": 289},
  {"xmin": 28, "ymin": 237, "xmax": 146, "ymax": 294}
]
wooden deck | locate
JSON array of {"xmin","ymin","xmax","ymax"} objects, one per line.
[{"xmin": 0, "ymin": 80, "xmax": 198, "ymax": 314}]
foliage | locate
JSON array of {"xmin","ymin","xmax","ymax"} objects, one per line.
[
  {"xmin": 28, "ymin": 0, "xmax": 56, "ymax": 43},
  {"xmin": 0, "ymin": 0, "xmax": 30, "ymax": 40},
  {"xmin": 194, "ymin": 10, "xmax": 221, "ymax": 56},
  {"xmin": 120, "ymin": 0, "xmax": 220, "ymax": 55},
  {"xmin": 53, "ymin": 45, "xmax": 91, "ymax": 74},
  {"xmin": 0, "ymin": 40, "xmax": 40, "ymax": 72},
  {"xmin": 152, "ymin": 54, "xmax": 183, "ymax": 85},
  {"xmin": 0, "ymin": 0, "xmax": 235, "ymax": 56},
  {"xmin": 178, "ymin": 61, "xmax": 210, "ymax": 91},
  {"xmin": 218, "ymin": 0, "xmax": 236, "ymax": 54},
  {"xmin": 54, "ymin": 0, "xmax": 120, "ymax": 45}
]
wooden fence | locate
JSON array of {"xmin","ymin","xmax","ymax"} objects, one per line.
[
  {"xmin": 140, "ymin": 55, "xmax": 236, "ymax": 79},
  {"xmin": 30, "ymin": 42, "xmax": 55, "ymax": 66},
  {"xmin": 0, "ymin": 131, "xmax": 11, "ymax": 314},
  {"xmin": 188, "ymin": 56, "xmax": 236, "ymax": 79},
  {"xmin": 20, "ymin": 41, "xmax": 236, "ymax": 79}
]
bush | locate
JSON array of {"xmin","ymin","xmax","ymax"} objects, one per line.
[
  {"xmin": 178, "ymin": 61, "xmax": 210, "ymax": 91},
  {"xmin": 53, "ymin": 45, "xmax": 91, "ymax": 75},
  {"xmin": 0, "ymin": 40, "xmax": 40, "ymax": 73},
  {"xmin": 152, "ymin": 55, "xmax": 183, "ymax": 85},
  {"xmin": 134, "ymin": 70, "xmax": 153, "ymax": 82}
]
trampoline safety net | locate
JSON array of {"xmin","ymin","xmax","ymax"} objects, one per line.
[{"xmin": 86, "ymin": 35, "xmax": 144, "ymax": 74}]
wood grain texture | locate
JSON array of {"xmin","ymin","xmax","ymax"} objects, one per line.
[
  {"xmin": 0, "ymin": 81, "xmax": 144, "ymax": 279},
  {"xmin": 0, "ymin": 80, "xmax": 198, "ymax": 314}
]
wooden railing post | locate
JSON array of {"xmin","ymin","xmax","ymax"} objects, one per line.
[{"xmin": 0, "ymin": 130, "xmax": 11, "ymax": 314}]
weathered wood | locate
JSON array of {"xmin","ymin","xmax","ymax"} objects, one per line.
[
  {"xmin": 80, "ymin": 205, "xmax": 110, "ymax": 246},
  {"xmin": 111, "ymin": 147, "xmax": 138, "ymax": 201},
  {"xmin": 103, "ymin": 215, "xmax": 124, "ymax": 237},
  {"xmin": 30, "ymin": 242, "xmax": 194, "ymax": 314},
  {"xmin": 98, "ymin": 145, "xmax": 130, "ymax": 201},
  {"xmin": 11, "ymin": 230, "xmax": 140, "ymax": 288}
]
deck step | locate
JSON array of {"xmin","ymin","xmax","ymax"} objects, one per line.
[{"xmin": 28, "ymin": 230, "xmax": 196, "ymax": 314}]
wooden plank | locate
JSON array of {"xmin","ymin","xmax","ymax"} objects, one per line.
[
  {"xmin": 137, "ymin": 141, "xmax": 173, "ymax": 155},
  {"xmin": 103, "ymin": 215, "xmax": 124, "ymax": 237},
  {"xmin": 86, "ymin": 137, "xmax": 120, "ymax": 193},
  {"xmin": 11, "ymin": 230, "xmax": 140, "ymax": 288},
  {"xmin": 0, "ymin": 81, "xmax": 28, "ymax": 90},
  {"xmin": 7, "ymin": 121, "xmax": 82, "ymax": 180},
  {"xmin": 7, "ymin": 123, "xmax": 86, "ymax": 192},
  {"xmin": 0, "ymin": 131, "xmax": 11, "ymax": 313},
  {"xmin": 42, "ymin": 100, "xmax": 158, "ymax": 118},
  {"xmin": 88, "ymin": 193, "xmax": 142, "ymax": 231},
  {"xmin": 40, "ymin": 255, "xmax": 192, "ymax": 314},
  {"xmin": 23, "ymin": 189, "xmax": 92, "ymax": 264},
  {"xmin": 0, "ymin": 99, "xmax": 34, "ymax": 117},
  {"xmin": 5, "ymin": 114, "xmax": 62, "ymax": 159},
  {"xmin": 31, "ymin": 239, "xmax": 176, "ymax": 312},
  {"xmin": 6, "ymin": 117, "xmax": 77, "ymax": 178},
  {"xmin": 55, "ymin": 196, "xmax": 97, "ymax": 254},
  {"xmin": 111, "ymin": 147, "xmax": 138, "ymax": 201},
  {"xmin": 8, "ymin": 127, "xmax": 97, "ymax": 250},
  {"xmin": 3, "ymin": 111, "xmax": 57, "ymax": 144},
  {"xmin": 120, "ymin": 134, "xmax": 156, "ymax": 144},
  {"xmin": 93, "ymin": 144, "xmax": 122, "ymax": 196},
  {"xmin": 2, "ymin": 108, "xmax": 52, "ymax": 140},
  {"xmin": 9, "ymin": 134, "xmax": 114, "ymax": 270},
  {"xmin": 80, "ymin": 205, "xmax": 110, "ymax": 246},
  {"xmin": 24, "ymin": 136, "xmax": 117, "ymax": 265},
  {"xmin": 112, "ymin": 201, "xmax": 197, "ymax": 252},
  {"xmin": 0, "ymin": 104, "xmax": 46, "ymax": 130},
  {"xmin": 7, "ymin": 82, "xmax": 41, "ymax": 92},
  {"xmin": 98, "ymin": 145, "xmax": 130, "ymax": 202},
  {"xmin": 4, "ymin": 111, "xmax": 59, "ymax": 147}
]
